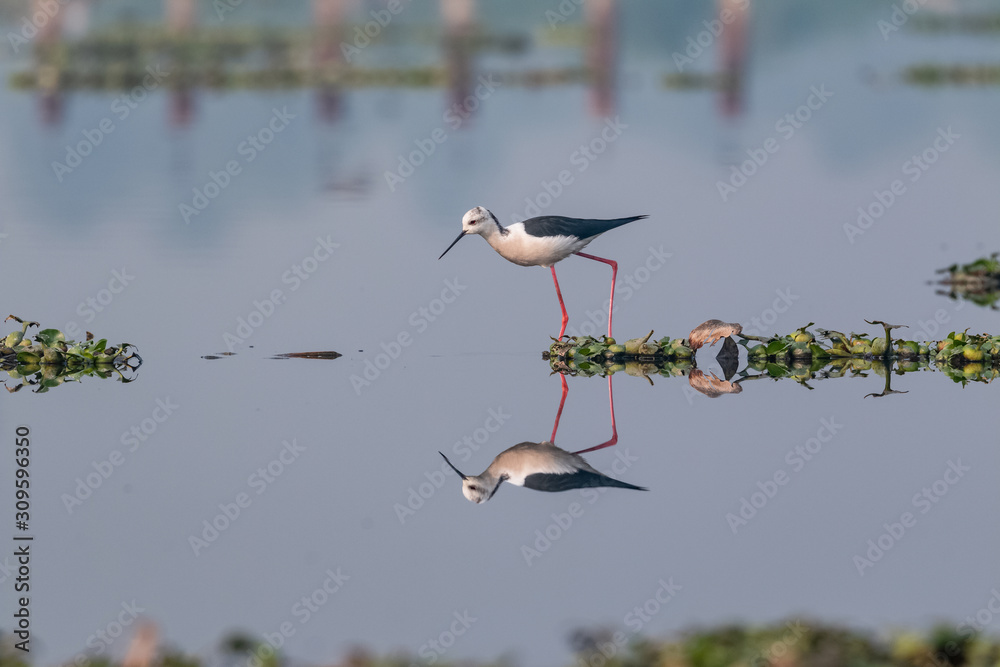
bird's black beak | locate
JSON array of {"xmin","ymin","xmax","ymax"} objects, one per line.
[
  {"xmin": 438, "ymin": 230, "xmax": 467, "ymax": 260},
  {"xmin": 439, "ymin": 452, "xmax": 467, "ymax": 480}
]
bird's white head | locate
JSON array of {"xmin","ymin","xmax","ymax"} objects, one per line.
[
  {"xmin": 438, "ymin": 206, "xmax": 500, "ymax": 260},
  {"xmin": 461, "ymin": 478, "xmax": 492, "ymax": 504},
  {"xmin": 461, "ymin": 206, "xmax": 498, "ymax": 235},
  {"xmin": 440, "ymin": 451, "xmax": 496, "ymax": 504}
]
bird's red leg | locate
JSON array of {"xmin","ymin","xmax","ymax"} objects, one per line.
[
  {"xmin": 575, "ymin": 252, "xmax": 617, "ymax": 338},
  {"xmin": 550, "ymin": 374, "xmax": 569, "ymax": 443},
  {"xmin": 573, "ymin": 375, "xmax": 618, "ymax": 454},
  {"xmin": 551, "ymin": 266, "xmax": 569, "ymax": 339}
]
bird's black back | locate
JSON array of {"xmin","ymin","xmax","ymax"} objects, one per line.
[
  {"xmin": 521, "ymin": 215, "xmax": 648, "ymax": 241},
  {"xmin": 522, "ymin": 470, "xmax": 647, "ymax": 493}
]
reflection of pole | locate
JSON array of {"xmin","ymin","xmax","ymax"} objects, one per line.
[
  {"xmin": 442, "ymin": 0, "xmax": 475, "ymax": 126},
  {"xmin": 166, "ymin": 0, "xmax": 196, "ymax": 126},
  {"xmin": 313, "ymin": 0, "xmax": 349, "ymax": 122},
  {"xmin": 586, "ymin": 0, "xmax": 616, "ymax": 118},
  {"xmin": 717, "ymin": 0, "xmax": 750, "ymax": 119}
]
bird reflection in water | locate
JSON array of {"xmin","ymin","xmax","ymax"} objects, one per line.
[{"xmin": 440, "ymin": 375, "xmax": 646, "ymax": 503}]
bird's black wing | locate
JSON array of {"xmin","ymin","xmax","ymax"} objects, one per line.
[
  {"xmin": 522, "ymin": 215, "xmax": 648, "ymax": 241},
  {"xmin": 522, "ymin": 470, "xmax": 647, "ymax": 493}
]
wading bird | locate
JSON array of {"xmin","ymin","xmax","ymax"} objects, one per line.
[
  {"xmin": 440, "ymin": 443, "xmax": 646, "ymax": 503},
  {"xmin": 440, "ymin": 375, "xmax": 644, "ymax": 503},
  {"xmin": 438, "ymin": 206, "xmax": 648, "ymax": 338}
]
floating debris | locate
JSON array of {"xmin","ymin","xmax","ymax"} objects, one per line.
[
  {"xmin": 688, "ymin": 369, "xmax": 743, "ymax": 397},
  {"xmin": 1, "ymin": 316, "xmax": 141, "ymax": 393},
  {"xmin": 271, "ymin": 351, "xmax": 343, "ymax": 360},
  {"xmin": 689, "ymin": 319, "xmax": 743, "ymax": 350}
]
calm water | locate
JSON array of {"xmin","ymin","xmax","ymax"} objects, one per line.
[{"xmin": 2, "ymin": 1, "xmax": 1000, "ymax": 665}]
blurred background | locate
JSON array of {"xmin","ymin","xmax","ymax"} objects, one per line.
[{"xmin": 1, "ymin": 0, "xmax": 999, "ymax": 665}]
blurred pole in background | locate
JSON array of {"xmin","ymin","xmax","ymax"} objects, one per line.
[
  {"xmin": 123, "ymin": 621, "xmax": 159, "ymax": 667},
  {"xmin": 166, "ymin": 0, "xmax": 195, "ymax": 33},
  {"xmin": 717, "ymin": 0, "xmax": 750, "ymax": 120},
  {"xmin": 32, "ymin": 0, "xmax": 67, "ymax": 125},
  {"xmin": 166, "ymin": 0, "xmax": 196, "ymax": 126},
  {"xmin": 586, "ymin": 0, "xmax": 616, "ymax": 118},
  {"xmin": 442, "ymin": 0, "xmax": 476, "ymax": 127},
  {"xmin": 32, "ymin": 0, "xmax": 65, "ymax": 43},
  {"xmin": 314, "ymin": 0, "xmax": 349, "ymax": 123}
]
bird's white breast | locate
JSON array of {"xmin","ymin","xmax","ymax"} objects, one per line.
[
  {"xmin": 489, "ymin": 442, "xmax": 588, "ymax": 486},
  {"xmin": 488, "ymin": 223, "xmax": 593, "ymax": 267}
]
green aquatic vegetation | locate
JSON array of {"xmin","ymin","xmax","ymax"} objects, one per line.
[
  {"xmin": 9, "ymin": 24, "xmax": 562, "ymax": 92},
  {"xmin": 545, "ymin": 320, "xmax": 999, "ymax": 387},
  {"xmin": 936, "ymin": 253, "xmax": 1000, "ymax": 309},
  {"xmin": 906, "ymin": 63, "xmax": 1000, "ymax": 86},
  {"xmin": 17, "ymin": 620, "xmax": 1000, "ymax": 667},
  {"xmin": 1, "ymin": 316, "xmax": 141, "ymax": 393}
]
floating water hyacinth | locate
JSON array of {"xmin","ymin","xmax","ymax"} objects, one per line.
[
  {"xmin": 936, "ymin": 252, "xmax": 1000, "ymax": 309},
  {"xmin": 1, "ymin": 316, "xmax": 141, "ymax": 393},
  {"xmin": 545, "ymin": 319, "xmax": 1000, "ymax": 388}
]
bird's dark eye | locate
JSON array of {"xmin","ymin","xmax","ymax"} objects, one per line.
[{"xmin": 469, "ymin": 220, "xmax": 477, "ymax": 225}]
